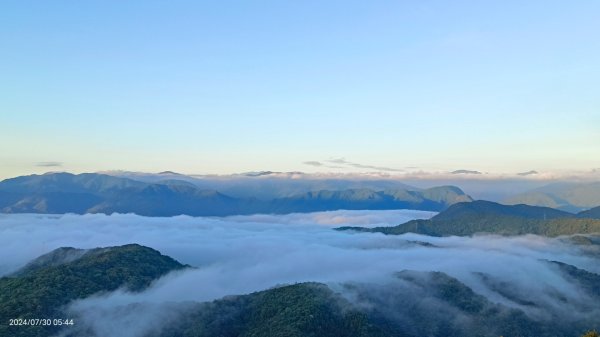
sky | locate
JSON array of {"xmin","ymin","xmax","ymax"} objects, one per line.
[{"xmin": 1, "ymin": 0, "xmax": 599, "ymax": 179}]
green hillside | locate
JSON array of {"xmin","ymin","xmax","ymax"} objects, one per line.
[
  {"xmin": 0, "ymin": 244, "xmax": 186, "ymax": 337},
  {"xmin": 339, "ymin": 200, "xmax": 600, "ymax": 236},
  {"xmin": 163, "ymin": 283, "xmax": 391, "ymax": 337},
  {"xmin": 162, "ymin": 268, "xmax": 599, "ymax": 337}
]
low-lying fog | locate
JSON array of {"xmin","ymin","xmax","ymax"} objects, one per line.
[
  {"xmin": 1, "ymin": 210, "xmax": 598, "ymax": 337},
  {"xmin": 0, "ymin": 209, "xmax": 435, "ymax": 275}
]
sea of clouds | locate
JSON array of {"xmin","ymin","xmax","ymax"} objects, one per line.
[{"xmin": 1, "ymin": 210, "xmax": 598, "ymax": 337}]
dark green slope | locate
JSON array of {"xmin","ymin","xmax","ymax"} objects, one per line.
[
  {"xmin": 434, "ymin": 200, "xmax": 574, "ymax": 220},
  {"xmin": 0, "ymin": 244, "xmax": 186, "ymax": 337},
  {"xmin": 366, "ymin": 269, "xmax": 598, "ymax": 337},
  {"xmin": 163, "ymin": 269, "xmax": 597, "ymax": 337},
  {"xmin": 356, "ymin": 271, "xmax": 550, "ymax": 337},
  {"xmin": 550, "ymin": 261, "xmax": 600, "ymax": 299},
  {"xmin": 339, "ymin": 200, "xmax": 600, "ymax": 236},
  {"xmin": 163, "ymin": 283, "xmax": 392, "ymax": 337},
  {"xmin": 10, "ymin": 247, "xmax": 88, "ymax": 277}
]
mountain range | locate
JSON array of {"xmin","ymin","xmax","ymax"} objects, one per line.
[
  {"xmin": 504, "ymin": 182, "xmax": 600, "ymax": 212},
  {"xmin": 0, "ymin": 172, "xmax": 472, "ymax": 216},
  {"xmin": 339, "ymin": 200, "xmax": 600, "ymax": 237}
]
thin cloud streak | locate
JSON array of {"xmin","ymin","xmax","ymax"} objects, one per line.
[
  {"xmin": 35, "ymin": 161, "xmax": 63, "ymax": 167},
  {"xmin": 322, "ymin": 158, "xmax": 405, "ymax": 172}
]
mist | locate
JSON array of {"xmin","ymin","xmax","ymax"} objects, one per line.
[{"xmin": 1, "ymin": 211, "xmax": 598, "ymax": 337}]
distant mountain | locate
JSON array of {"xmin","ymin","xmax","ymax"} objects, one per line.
[
  {"xmin": 0, "ymin": 173, "xmax": 246, "ymax": 216},
  {"xmin": 339, "ymin": 200, "xmax": 600, "ymax": 237},
  {"xmin": 270, "ymin": 186, "xmax": 472, "ymax": 213},
  {"xmin": 0, "ymin": 173, "xmax": 472, "ymax": 216},
  {"xmin": 103, "ymin": 170, "xmax": 422, "ymax": 200},
  {"xmin": 578, "ymin": 205, "xmax": 600, "ymax": 219},
  {"xmin": 504, "ymin": 182, "xmax": 600, "ymax": 212},
  {"xmin": 0, "ymin": 244, "xmax": 186, "ymax": 337}
]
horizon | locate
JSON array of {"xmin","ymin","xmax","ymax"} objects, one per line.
[
  {"xmin": 3, "ymin": 167, "xmax": 600, "ymax": 182},
  {"xmin": 3, "ymin": 167, "xmax": 600, "ymax": 204}
]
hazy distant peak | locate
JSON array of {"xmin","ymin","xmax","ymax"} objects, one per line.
[
  {"xmin": 505, "ymin": 181, "xmax": 600, "ymax": 212},
  {"xmin": 158, "ymin": 171, "xmax": 183, "ymax": 175}
]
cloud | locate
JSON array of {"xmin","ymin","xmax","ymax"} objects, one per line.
[
  {"xmin": 328, "ymin": 158, "xmax": 348, "ymax": 164},
  {"xmin": 302, "ymin": 160, "xmax": 348, "ymax": 170},
  {"xmin": 1, "ymin": 212, "xmax": 598, "ymax": 336},
  {"xmin": 35, "ymin": 161, "xmax": 63, "ymax": 167},
  {"xmin": 303, "ymin": 161, "xmax": 323, "ymax": 167},
  {"xmin": 517, "ymin": 170, "xmax": 539, "ymax": 176},
  {"xmin": 324, "ymin": 158, "xmax": 405, "ymax": 172},
  {"xmin": 0, "ymin": 210, "xmax": 434, "ymax": 276},
  {"xmin": 225, "ymin": 209, "xmax": 436, "ymax": 228},
  {"xmin": 451, "ymin": 169, "xmax": 482, "ymax": 175}
]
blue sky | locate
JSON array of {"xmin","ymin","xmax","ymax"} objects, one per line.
[{"xmin": 1, "ymin": 1, "xmax": 599, "ymax": 179}]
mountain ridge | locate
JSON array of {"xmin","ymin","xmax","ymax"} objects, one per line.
[
  {"xmin": 504, "ymin": 182, "xmax": 600, "ymax": 212},
  {"xmin": 0, "ymin": 172, "xmax": 473, "ymax": 216}
]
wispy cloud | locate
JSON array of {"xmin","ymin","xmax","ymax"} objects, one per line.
[
  {"xmin": 302, "ymin": 160, "xmax": 344, "ymax": 169},
  {"xmin": 451, "ymin": 169, "xmax": 482, "ymax": 175},
  {"xmin": 325, "ymin": 158, "xmax": 404, "ymax": 172},
  {"xmin": 303, "ymin": 161, "xmax": 323, "ymax": 167},
  {"xmin": 517, "ymin": 170, "xmax": 538, "ymax": 176},
  {"xmin": 35, "ymin": 161, "xmax": 63, "ymax": 167}
]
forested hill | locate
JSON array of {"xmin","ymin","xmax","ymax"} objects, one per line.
[
  {"xmin": 0, "ymin": 244, "xmax": 186, "ymax": 337},
  {"xmin": 338, "ymin": 200, "xmax": 600, "ymax": 236}
]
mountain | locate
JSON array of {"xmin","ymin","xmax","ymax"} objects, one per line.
[
  {"xmin": 269, "ymin": 186, "xmax": 472, "ymax": 213},
  {"xmin": 578, "ymin": 205, "xmax": 600, "ymax": 219},
  {"xmin": 163, "ymin": 283, "xmax": 391, "ymax": 337},
  {"xmin": 504, "ymin": 182, "xmax": 600, "ymax": 212},
  {"xmin": 0, "ymin": 173, "xmax": 472, "ymax": 216},
  {"xmin": 0, "ymin": 244, "xmax": 186, "ymax": 337},
  {"xmin": 103, "ymin": 170, "xmax": 421, "ymax": 200},
  {"xmin": 161, "ymin": 272, "xmax": 551, "ymax": 337},
  {"xmin": 0, "ymin": 172, "xmax": 255, "ymax": 216},
  {"xmin": 339, "ymin": 200, "xmax": 600, "ymax": 237}
]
